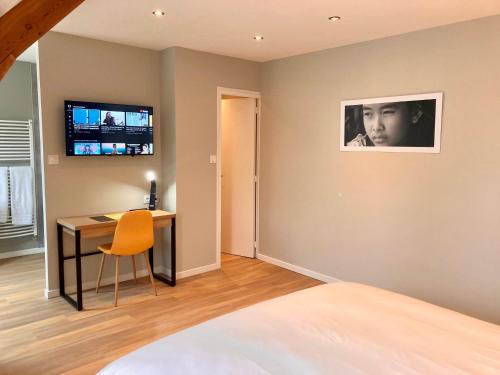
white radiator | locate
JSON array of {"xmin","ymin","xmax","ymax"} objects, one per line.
[{"xmin": 0, "ymin": 120, "xmax": 37, "ymax": 239}]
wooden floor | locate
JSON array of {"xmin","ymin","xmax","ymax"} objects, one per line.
[{"xmin": 0, "ymin": 253, "xmax": 321, "ymax": 374}]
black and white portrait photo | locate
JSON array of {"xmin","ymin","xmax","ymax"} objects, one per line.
[{"xmin": 340, "ymin": 93, "xmax": 442, "ymax": 153}]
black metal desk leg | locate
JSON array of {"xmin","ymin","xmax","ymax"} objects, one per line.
[
  {"xmin": 171, "ymin": 218, "xmax": 176, "ymax": 286},
  {"xmin": 57, "ymin": 224, "xmax": 65, "ymax": 296},
  {"xmin": 149, "ymin": 246, "xmax": 154, "ymax": 273},
  {"xmin": 75, "ymin": 230, "xmax": 83, "ymax": 311},
  {"xmin": 150, "ymin": 218, "xmax": 176, "ymax": 286}
]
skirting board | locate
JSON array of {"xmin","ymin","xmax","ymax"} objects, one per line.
[
  {"xmin": 45, "ymin": 263, "xmax": 219, "ymax": 299},
  {"xmin": 176, "ymin": 263, "xmax": 218, "ymax": 279},
  {"xmin": 45, "ymin": 255, "xmax": 335, "ymax": 298},
  {"xmin": 257, "ymin": 253, "xmax": 341, "ymax": 284},
  {"xmin": 151, "ymin": 263, "xmax": 218, "ymax": 280},
  {"xmin": 45, "ymin": 268, "xmax": 151, "ymax": 298},
  {"xmin": 0, "ymin": 247, "xmax": 44, "ymax": 260}
]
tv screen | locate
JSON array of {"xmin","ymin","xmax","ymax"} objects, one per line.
[{"xmin": 65, "ymin": 101, "xmax": 154, "ymax": 156}]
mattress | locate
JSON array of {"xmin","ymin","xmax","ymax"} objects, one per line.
[{"xmin": 98, "ymin": 282, "xmax": 500, "ymax": 374}]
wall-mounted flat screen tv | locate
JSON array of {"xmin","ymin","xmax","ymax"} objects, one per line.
[{"xmin": 65, "ymin": 100, "xmax": 154, "ymax": 156}]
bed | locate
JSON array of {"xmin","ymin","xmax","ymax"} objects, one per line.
[{"xmin": 98, "ymin": 282, "xmax": 500, "ymax": 374}]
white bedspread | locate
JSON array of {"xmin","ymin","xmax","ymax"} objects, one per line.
[{"xmin": 99, "ymin": 282, "xmax": 500, "ymax": 375}]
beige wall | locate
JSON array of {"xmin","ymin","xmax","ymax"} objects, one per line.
[
  {"xmin": 36, "ymin": 17, "xmax": 499, "ymax": 322},
  {"xmin": 259, "ymin": 16, "xmax": 500, "ymax": 323},
  {"xmin": 38, "ymin": 32, "xmax": 162, "ymax": 293},
  {"xmin": 160, "ymin": 48, "xmax": 176, "ymax": 213},
  {"xmin": 38, "ymin": 36, "xmax": 259, "ymax": 292},
  {"xmin": 165, "ymin": 48, "xmax": 260, "ymax": 272},
  {"xmin": 159, "ymin": 48, "xmax": 176, "ymax": 271}
]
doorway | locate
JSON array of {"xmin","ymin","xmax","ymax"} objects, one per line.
[{"xmin": 216, "ymin": 88, "xmax": 260, "ymax": 267}]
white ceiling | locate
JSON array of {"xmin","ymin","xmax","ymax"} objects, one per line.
[
  {"xmin": 2, "ymin": 0, "xmax": 500, "ymax": 62},
  {"xmin": 0, "ymin": 0, "xmax": 18, "ymax": 15}
]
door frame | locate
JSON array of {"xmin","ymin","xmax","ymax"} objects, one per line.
[{"xmin": 216, "ymin": 87, "xmax": 261, "ymax": 268}]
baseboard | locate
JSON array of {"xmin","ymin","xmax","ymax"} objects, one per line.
[
  {"xmin": 176, "ymin": 263, "xmax": 218, "ymax": 279},
  {"xmin": 0, "ymin": 247, "xmax": 44, "ymax": 259},
  {"xmin": 147, "ymin": 264, "xmax": 219, "ymax": 279},
  {"xmin": 45, "ymin": 255, "xmax": 336, "ymax": 299},
  {"xmin": 155, "ymin": 265, "xmax": 168, "ymax": 276},
  {"xmin": 45, "ymin": 288, "xmax": 59, "ymax": 299},
  {"xmin": 45, "ymin": 264, "xmax": 219, "ymax": 299},
  {"xmin": 45, "ymin": 268, "xmax": 151, "ymax": 298},
  {"xmin": 257, "ymin": 253, "xmax": 341, "ymax": 284}
]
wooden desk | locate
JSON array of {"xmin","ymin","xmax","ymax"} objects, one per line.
[{"xmin": 57, "ymin": 210, "xmax": 176, "ymax": 311}]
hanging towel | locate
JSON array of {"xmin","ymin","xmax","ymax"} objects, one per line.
[
  {"xmin": 10, "ymin": 166, "xmax": 33, "ymax": 226},
  {"xmin": 0, "ymin": 167, "xmax": 8, "ymax": 223}
]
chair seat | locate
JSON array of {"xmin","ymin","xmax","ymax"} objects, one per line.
[
  {"xmin": 95, "ymin": 210, "xmax": 157, "ymax": 306},
  {"xmin": 97, "ymin": 243, "xmax": 113, "ymax": 254}
]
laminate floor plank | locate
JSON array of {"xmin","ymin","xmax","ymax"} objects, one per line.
[{"xmin": 0, "ymin": 253, "xmax": 322, "ymax": 374}]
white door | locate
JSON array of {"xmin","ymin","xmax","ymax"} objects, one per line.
[{"xmin": 221, "ymin": 97, "xmax": 256, "ymax": 258}]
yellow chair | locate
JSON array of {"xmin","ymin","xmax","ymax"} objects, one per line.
[{"xmin": 96, "ymin": 210, "xmax": 157, "ymax": 306}]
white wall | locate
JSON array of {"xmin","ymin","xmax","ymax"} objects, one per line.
[
  {"xmin": 259, "ymin": 16, "xmax": 500, "ymax": 323},
  {"xmin": 38, "ymin": 32, "xmax": 162, "ymax": 293},
  {"xmin": 35, "ymin": 17, "xmax": 500, "ymax": 324},
  {"xmin": 160, "ymin": 48, "xmax": 260, "ymax": 272}
]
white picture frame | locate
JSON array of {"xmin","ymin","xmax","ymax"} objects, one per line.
[{"xmin": 340, "ymin": 92, "xmax": 443, "ymax": 153}]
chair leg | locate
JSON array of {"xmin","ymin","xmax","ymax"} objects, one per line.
[
  {"xmin": 114, "ymin": 255, "xmax": 120, "ymax": 307},
  {"xmin": 96, "ymin": 253, "xmax": 106, "ymax": 293},
  {"xmin": 131, "ymin": 255, "xmax": 137, "ymax": 284},
  {"xmin": 143, "ymin": 251, "xmax": 157, "ymax": 296}
]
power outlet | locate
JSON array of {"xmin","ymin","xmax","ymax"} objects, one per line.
[{"xmin": 143, "ymin": 195, "xmax": 150, "ymax": 204}]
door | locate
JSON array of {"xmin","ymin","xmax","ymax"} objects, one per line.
[{"xmin": 221, "ymin": 97, "xmax": 256, "ymax": 258}]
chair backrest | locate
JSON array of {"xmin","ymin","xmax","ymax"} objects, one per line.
[{"xmin": 111, "ymin": 210, "xmax": 154, "ymax": 255}]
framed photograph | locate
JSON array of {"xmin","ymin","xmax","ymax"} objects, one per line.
[{"xmin": 340, "ymin": 92, "xmax": 442, "ymax": 153}]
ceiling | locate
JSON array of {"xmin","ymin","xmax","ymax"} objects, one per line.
[
  {"xmin": 2, "ymin": 0, "xmax": 500, "ymax": 62},
  {"xmin": 0, "ymin": 0, "xmax": 17, "ymax": 15}
]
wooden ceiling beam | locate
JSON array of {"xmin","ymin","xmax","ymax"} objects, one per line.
[{"xmin": 0, "ymin": 0, "xmax": 85, "ymax": 80}]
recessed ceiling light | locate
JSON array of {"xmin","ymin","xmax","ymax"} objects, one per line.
[
  {"xmin": 152, "ymin": 10, "xmax": 165, "ymax": 16},
  {"xmin": 253, "ymin": 35, "xmax": 264, "ymax": 41},
  {"xmin": 328, "ymin": 16, "xmax": 341, "ymax": 21}
]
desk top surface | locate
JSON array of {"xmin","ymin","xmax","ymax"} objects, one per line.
[{"xmin": 57, "ymin": 210, "xmax": 175, "ymax": 231}]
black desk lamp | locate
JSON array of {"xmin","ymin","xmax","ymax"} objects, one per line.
[{"xmin": 146, "ymin": 171, "xmax": 157, "ymax": 211}]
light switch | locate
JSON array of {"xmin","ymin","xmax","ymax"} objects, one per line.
[
  {"xmin": 48, "ymin": 154, "xmax": 59, "ymax": 165},
  {"xmin": 209, "ymin": 155, "xmax": 217, "ymax": 164}
]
